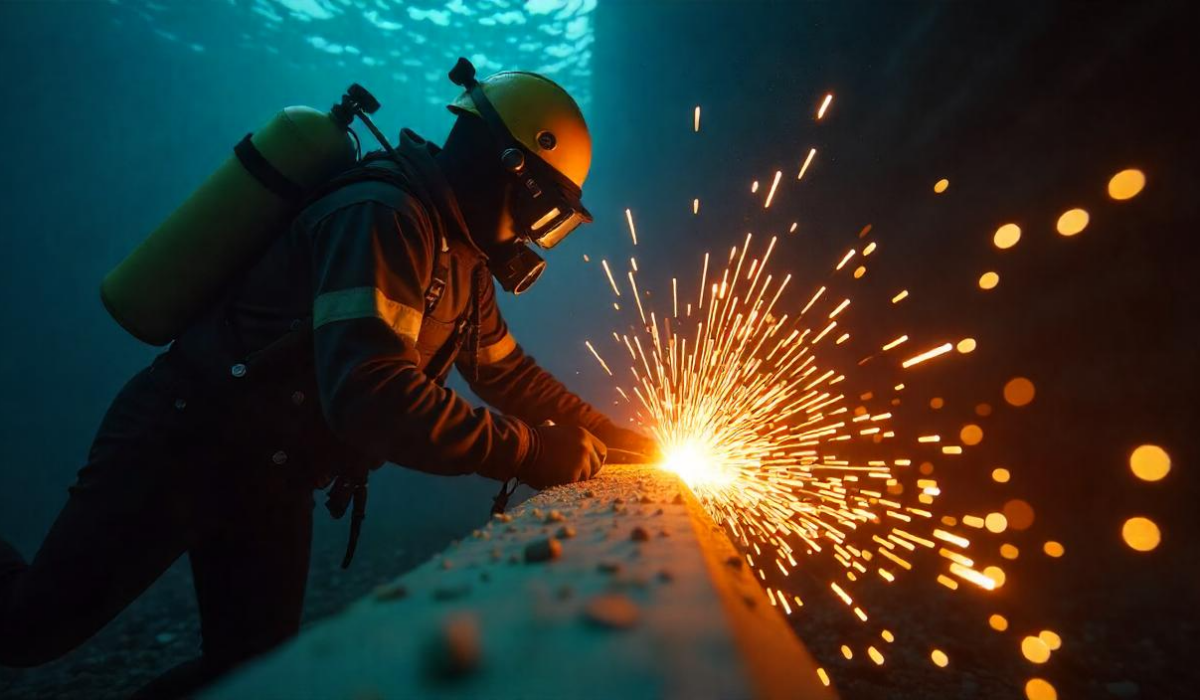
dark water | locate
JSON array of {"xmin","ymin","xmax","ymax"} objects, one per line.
[{"xmin": 2, "ymin": 0, "xmax": 1198, "ymax": 698}]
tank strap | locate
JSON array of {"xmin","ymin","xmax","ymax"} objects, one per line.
[{"xmin": 233, "ymin": 134, "xmax": 305, "ymax": 202}]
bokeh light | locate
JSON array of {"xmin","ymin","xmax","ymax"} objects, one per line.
[
  {"xmin": 1039, "ymin": 630, "xmax": 1062, "ymax": 651},
  {"xmin": 1021, "ymin": 635, "xmax": 1051, "ymax": 663},
  {"xmin": 934, "ymin": 178, "xmax": 950, "ymax": 193},
  {"xmin": 1129, "ymin": 444, "xmax": 1170, "ymax": 481},
  {"xmin": 989, "ymin": 614, "xmax": 1009, "ymax": 632},
  {"xmin": 1056, "ymin": 208, "xmax": 1089, "ymax": 236},
  {"xmin": 1108, "ymin": 168, "xmax": 1145, "ymax": 200},
  {"xmin": 1025, "ymin": 678, "xmax": 1058, "ymax": 700},
  {"xmin": 978, "ymin": 271, "xmax": 1000, "ymax": 290},
  {"xmin": 931, "ymin": 649, "xmax": 950, "ymax": 667},
  {"xmin": 1121, "ymin": 516, "xmax": 1161, "ymax": 552},
  {"xmin": 1043, "ymin": 541, "xmax": 1065, "ymax": 558},
  {"xmin": 960, "ymin": 424, "xmax": 984, "ymax": 445},
  {"xmin": 1003, "ymin": 377, "xmax": 1036, "ymax": 407},
  {"xmin": 993, "ymin": 223, "xmax": 1022, "ymax": 249},
  {"xmin": 992, "ymin": 468, "xmax": 1011, "ymax": 483},
  {"xmin": 1003, "ymin": 499, "xmax": 1036, "ymax": 530},
  {"xmin": 956, "ymin": 338, "xmax": 977, "ymax": 353}
]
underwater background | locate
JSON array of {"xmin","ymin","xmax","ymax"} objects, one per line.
[{"xmin": 2, "ymin": 0, "xmax": 1197, "ymax": 697}]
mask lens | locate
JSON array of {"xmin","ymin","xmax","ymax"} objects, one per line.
[{"xmin": 532, "ymin": 209, "xmax": 585, "ymax": 248}]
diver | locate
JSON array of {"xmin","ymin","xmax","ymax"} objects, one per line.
[{"xmin": 0, "ymin": 58, "xmax": 654, "ymax": 697}]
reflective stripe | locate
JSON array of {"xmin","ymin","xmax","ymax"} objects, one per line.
[
  {"xmin": 478, "ymin": 331, "xmax": 517, "ymax": 364},
  {"xmin": 313, "ymin": 287, "xmax": 423, "ymax": 342}
]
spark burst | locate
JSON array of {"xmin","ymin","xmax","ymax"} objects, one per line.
[{"xmin": 579, "ymin": 95, "xmax": 1160, "ymax": 698}]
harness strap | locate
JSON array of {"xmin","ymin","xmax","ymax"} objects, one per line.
[{"xmin": 234, "ymin": 134, "xmax": 306, "ymax": 201}]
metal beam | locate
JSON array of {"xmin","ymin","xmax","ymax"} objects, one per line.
[{"xmin": 204, "ymin": 465, "xmax": 836, "ymax": 699}]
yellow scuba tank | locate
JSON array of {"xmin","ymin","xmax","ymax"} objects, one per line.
[{"xmin": 101, "ymin": 84, "xmax": 392, "ymax": 346}]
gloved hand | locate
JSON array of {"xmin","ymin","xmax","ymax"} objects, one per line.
[
  {"xmin": 520, "ymin": 425, "xmax": 607, "ymax": 489},
  {"xmin": 592, "ymin": 421, "xmax": 660, "ymax": 463}
]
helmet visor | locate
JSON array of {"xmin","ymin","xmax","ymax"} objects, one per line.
[{"xmin": 514, "ymin": 151, "xmax": 593, "ymax": 249}]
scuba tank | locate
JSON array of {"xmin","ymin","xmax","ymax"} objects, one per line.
[{"xmin": 101, "ymin": 84, "xmax": 395, "ymax": 346}]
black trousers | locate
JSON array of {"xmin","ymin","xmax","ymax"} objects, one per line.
[{"xmin": 0, "ymin": 358, "xmax": 315, "ymax": 697}]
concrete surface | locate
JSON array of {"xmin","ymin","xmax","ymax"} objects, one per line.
[{"xmin": 203, "ymin": 465, "xmax": 836, "ymax": 700}]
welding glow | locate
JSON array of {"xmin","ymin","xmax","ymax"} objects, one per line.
[{"xmin": 658, "ymin": 438, "xmax": 737, "ymax": 492}]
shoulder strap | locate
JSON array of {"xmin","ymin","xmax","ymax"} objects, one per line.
[{"xmin": 305, "ymin": 152, "xmax": 450, "ymax": 315}]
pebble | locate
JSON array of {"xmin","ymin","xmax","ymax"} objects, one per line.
[
  {"xmin": 524, "ymin": 537, "xmax": 562, "ymax": 563},
  {"xmin": 640, "ymin": 495, "xmax": 654, "ymax": 504},
  {"xmin": 493, "ymin": 513, "xmax": 512, "ymax": 523},
  {"xmin": 425, "ymin": 613, "xmax": 481, "ymax": 679},
  {"xmin": 598, "ymin": 561, "xmax": 623, "ymax": 575},
  {"xmin": 530, "ymin": 508, "xmax": 544, "ymax": 520},
  {"xmin": 373, "ymin": 583, "xmax": 408, "ymax": 602},
  {"xmin": 556, "ymin": 525, "xmax": 577, "ymax": 539},
  {"xmin": 584, "ymin": 594, "xmax": 640, "ymax": 630},
  {"xmin": 631, "ymin": 526, "xmax": 650, "ymax": 542},
  {"xmin": 672, "ymin": 493, "xmax": 685, "ymax": 504},
  {"xmin": 583, "ymin": 490, "xmax": 595, "ymax": 498},
  {"xmin": 545, "ymin": 510, "xmax": 566, "ymax": 523},
  {"xmin": 726, "ymin": 555, "xmax": 744, "ymax": 569},
  {"xmin": 432, "ymin": 582, "xmax": 472, "ymax": 601}
]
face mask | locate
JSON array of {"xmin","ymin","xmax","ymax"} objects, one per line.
[{"xmin": 487, "ymin": 240, "xmax": 547, "ymax": 295}]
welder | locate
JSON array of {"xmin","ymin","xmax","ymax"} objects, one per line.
[{"xmin": 0, "ymin": 58, "xmax": 653, "ymax": 697}]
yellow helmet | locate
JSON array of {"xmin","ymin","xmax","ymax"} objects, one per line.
[{"xmin": 448, "ymin": 70, "xmax": 591, "ymax": 188}]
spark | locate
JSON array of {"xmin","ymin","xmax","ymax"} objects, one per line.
[
  {"xmin": 764, "ymin": 170, "xmax": 783, "ymax": 208},
  {"xmin": 601, "ymin": 259, "xmax": 621, "ymax": 296},
  {"xmin": 797, "ymin": 148, "xmax": 817, "ymax": 180},
  {"xmin": 694, "ymin": 105, "xmax": 701, "ymax": 132},
  {"xmin": 902, "ymin": 343, "xmax": 953, "ymax": 368},
  {"xmin": 584, "ymin": 340, "xmax": 613, "ymax": 376},
  {"xmin": 817, "ymin": 93, "xmax": 834, "ymax": 120},
  {"xmin": 576, "ymin": 141, "xmax": 1113, "ymax": 695}
]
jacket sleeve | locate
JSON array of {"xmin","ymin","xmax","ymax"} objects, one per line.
[
  {"xmin": 457, "ymin": 276, "xmax": 615, "ymax": 435},
  {"xmin": 305, "ymin": 196, "xmax": 534, "ymax": 480}
]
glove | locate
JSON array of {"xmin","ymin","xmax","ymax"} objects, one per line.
[
  {"xmin": 519, "ymin": 425, "xmax": 607, "ymax": 489},
  {"xmin": 591, "ymin": 421, "xmax": 660, "ymax": 463}
]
